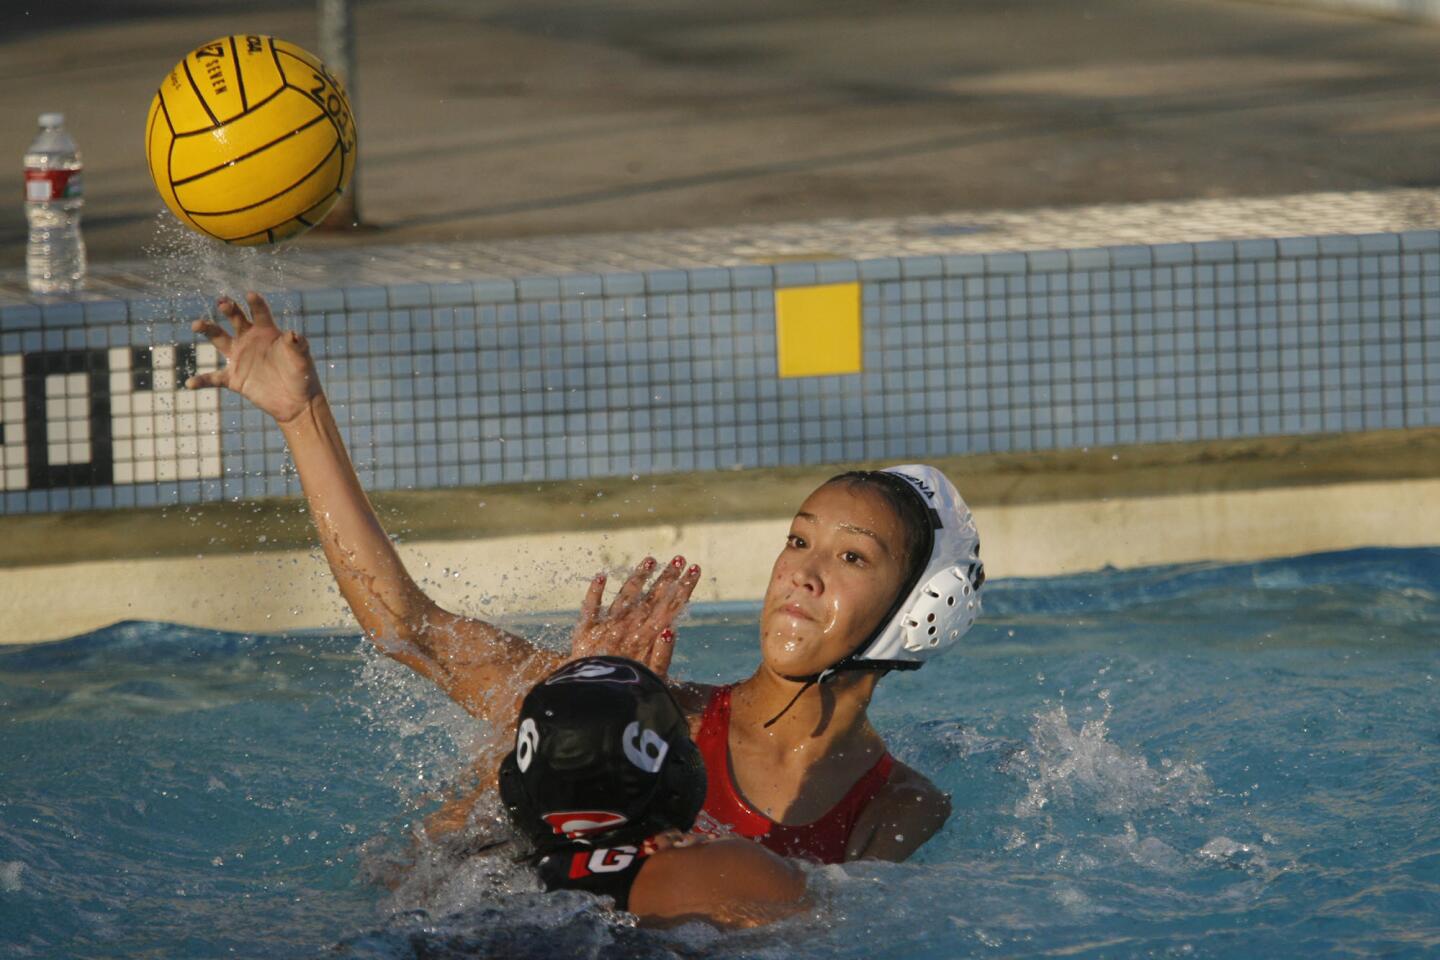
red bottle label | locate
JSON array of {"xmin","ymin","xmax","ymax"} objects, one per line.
[{"xmin": 24, "ymin": 168, "xmax": 83, "ymax": 203}]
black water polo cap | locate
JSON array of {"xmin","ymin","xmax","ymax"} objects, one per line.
[{"xmin": 499, "ymin": 656, "xmax": 706, "ymax": 853}]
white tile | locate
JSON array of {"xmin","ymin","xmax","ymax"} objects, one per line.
[
  {"xmin": 0, "ymin": 356, "xmax": 20, "ymax": 378},
  {"xmin": 153, "ymin": 391, "xmax": 175, "ymax": 415},
  {"xmin": 156, "ymin": 459, "xmax": 177, "ymax": 482},
  {"xmin": 110, "ymin": 372, "xmax": 131, "ymax": 395},
  {"xmin": 72, "ymin": 419, "xmax": 89, "ymax": 442},
  {"xmin": 114, "ymin": 438, "xmax": 133, "ymax": 461},
  {"xmin": 108, "ymin": 347, "xmax": 131, "ymax": 370},
  {"xmin": 114, "ymin": 462, "xmax": 134, "ymax": 484},
  {"xmin": 154, "ymin": 369, "xmax": 175, "ymax": 391},
  {"xmin": 66, "ymin": 397, "xmax": 87, "ymax": 419},
  {"xmin": 68, "ymin": 441, "xmax": 90, "ymax": 463},
  {"xmin": 153, "ymin": 345, "xmax": 175, "ymax": 367},
  {"xmin": 46, "ymin": 397, "xmax": 66, "ymax": 420},
  {"xmin": 178, "ymin": 459, "xmax": 200, "ymax": 480},
  {"xmin": 132, "ymin": 393, "xmax": 153, "ymax": 414},
  {"xmin": 174, "ymin": 391, "xmax": 198, "ymax": 412},
  {"xmin": 200, "ymin": 454, "xmax": 221, "ymax": 478},
  {"xmin": 4, "ymin": 467, "xmax": 25, "ymax": 490},
  {"xmin": 50, "ymin": 420, "xmax": 69, "ymax": 442},
  {"xmin": 113, "ymin": 416, "xmax": 133, "ymax": 439},
  {"xmin": 156, "ymin": 435, "xmax": 176, "ymax": 458},
  {"xmin": 0, "ymin": 377, "xmax": 21, "ymax": 402},
  {"xmin": 111, "ymin": 394, "xmax": 131, "ymax": 415},
  {"xmin": 177, "ymin": 434, "xmax": 198, "ymax": 457},
  {"xmin": 135, "ymin": 437, "xmax": 155, "ymax": 459},
  {"xmin": 48, "ymin": 442, "xmax": 68, "ymax": 465},
  {"xmin": 176, "ymin": 413, "xmax": 197, "ymax": 434},
  {"xmin": 197, "ymin": 344, "xmax": 218, "ymax": 368},
  {"xmin": 65, "ymin": 372, "xmax": 86, "ymax": 395},
  {"xmin": 3, "ymin": 400, "xmax": 22, "ymax": 423},
  {"xmin": 197, "ymin": 411, "xmax": 219, "ymax": 433},
  {"xmin": 135, "ymin": 460, "xmax": 155, "ymax": 483},
  {"xmin": 4, "ymin": 422, "xmax": 23, "ymax": 444},
  {"xmin": 133, "ymin": 417, "xmax": 155, "ymax": 438},
  {"xmin": 45, "ymin": 375, "xmax": 64, "ymax": 397}
]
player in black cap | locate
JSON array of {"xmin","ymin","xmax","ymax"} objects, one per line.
[{"xmin": 499, "ymin": 656, "xmax": 806, "ymax": 927}]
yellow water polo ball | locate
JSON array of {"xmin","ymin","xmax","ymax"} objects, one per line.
[{"xmin": 145, "ymin": 35, "xmax": 357, "ymax": 245}]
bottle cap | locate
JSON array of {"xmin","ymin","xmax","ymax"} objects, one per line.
[{"xmin": 38, "ymin": 113, "xmax": 65, "ymax": 128}]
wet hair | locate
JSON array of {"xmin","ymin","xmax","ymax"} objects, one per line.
[{"xmin": 823, "ymin": 470, "xmax": 934, "ymax": 590}]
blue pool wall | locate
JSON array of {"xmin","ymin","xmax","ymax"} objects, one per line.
[{"xmin": 1, "ymin": 231, "xmax": 1438, "ymax": 516}]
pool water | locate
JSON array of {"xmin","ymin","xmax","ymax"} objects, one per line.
[{"xmin": 2, "ymin": 547, "xmax": 1438, "ymax": 959}]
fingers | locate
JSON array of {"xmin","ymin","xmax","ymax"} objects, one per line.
[
  {"xmin": 609, "ymin": 554, "xmax": 686, "ymax": 617},
  {"xmin": 191, "ymin": 318, "xmax": 233, "ymax": 355},
  {"xmin": 642, "ymin": 554, "xmax": 686, "ymax": 605},
  {"xmin": 217, "ymin": 296, "xmax": 252, "ymax": 335},
  {"xmin": 642, "ymin": 562, "xmax": 700, "ymax": 631},
  {"xmin": 245, "ymin": 291, "xmax": 278, "ymax": 328},
  {"xmin": 666, "ymin": 563, "xmax": 701, "ymax": 619},
  {"xmin": 570, "ymin": 555, "xmax": 699, "ymax": 670},
  {"xmin": 185, "ymin": 369, "xmax": 228, "ymax": 391},
  {"xmin": 609, "ymin": 556, "xmax": 658, "ymax": 613},
  {"xmin": 642, "ymin": 829, "xmax": 699, "ymax": 855},
  {"xmin": 577, "ymin": 573, "xmax": 606, "ymax": 626},
  {"xmin": 648, "ymin": 628, "xmax": 676, "ymax": 676}
]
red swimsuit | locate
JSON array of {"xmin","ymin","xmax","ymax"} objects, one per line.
[{"xmin": 693, "ymin": 685, "xmax": 895, "ymax": 864}]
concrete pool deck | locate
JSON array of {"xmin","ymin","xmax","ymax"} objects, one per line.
[
  {"xmin": 4, "ymin": 427, "xmax": 1438, "ymax": 645},
  {"xmin": 8, "ymin": 0, "xmax": 1440, "ymax": 271}
]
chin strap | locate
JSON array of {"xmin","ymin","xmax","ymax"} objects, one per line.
[
  {"xmin": 761, "ymin": 658, "xmax": 920, "ymax": 728},
  {"xmin": 761, "ymin": 670, "xmax": 831, "ymax": 729}
]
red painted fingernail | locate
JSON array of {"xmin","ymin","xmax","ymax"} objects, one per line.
[
  {"xmin": 687, "ymin": 564, "xmax": 700, "ymax": 575},
  {"xmin": 671, "ymin": 556, "xmax": 684, "ymax": 568},
  {"xmin": 660, "ymin": 629, "xmax": 675, "ymax": 642},
  {"xmin": 642, "ymin": 557, "xmax": 656, "ymax": 570}
]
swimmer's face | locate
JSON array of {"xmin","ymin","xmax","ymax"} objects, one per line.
[{"xmin": 759, "ymin": 482, "xmax": 911, "ymax": 678}]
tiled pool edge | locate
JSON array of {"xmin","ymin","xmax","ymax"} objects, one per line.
[{"xmin": 1, "ymin": 229, "xmax": 1438, "ymax": 516}]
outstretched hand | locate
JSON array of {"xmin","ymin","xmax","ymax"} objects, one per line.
[
  {"xmin": 186, "ymin": 292, "xmax": 321, "ymax": 423},
  {"xmin": 570, "ymin": 555, "xmax": 701, "ymax": 677}
]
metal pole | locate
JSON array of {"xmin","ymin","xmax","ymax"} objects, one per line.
[{"xmin": 317, "ymin": 0, "xmax": 360, "ymax": 228}]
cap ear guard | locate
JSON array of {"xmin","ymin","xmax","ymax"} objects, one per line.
[{"xmin": 900, "ymin": 564, "xmax": 982, "ymax": 653}]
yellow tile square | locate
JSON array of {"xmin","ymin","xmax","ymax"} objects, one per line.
[{"xmin": 775, "ymin": 282, "xmax": 862, "ymax": 378}]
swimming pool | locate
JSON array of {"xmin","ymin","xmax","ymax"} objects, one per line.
[{"xmin": 2, "ymin": 546, "xmax": 1437, "ymax": 958}]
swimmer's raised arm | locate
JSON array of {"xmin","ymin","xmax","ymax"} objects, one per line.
[
  {"xmin": 187, "ymin": 292, "xmax": 561, "ymax": 722},
  {"xmin": 187, "ymin": 292, "xmax": 704, "ymax": 724}
]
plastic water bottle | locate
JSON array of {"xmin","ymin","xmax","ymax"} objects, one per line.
[{"xmin": 24, "ymin": 113, "xmax": 86, "ymax": 294}]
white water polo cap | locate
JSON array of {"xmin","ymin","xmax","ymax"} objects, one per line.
[{"xmin": 834, "ymin": 464, "xmax": 984, "ymax": 672}]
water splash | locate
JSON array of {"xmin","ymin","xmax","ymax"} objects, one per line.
[
  {"xmin": 349, "ymin": 645, "xmax": 489, "ymax": 805},
  {"xmin": 1010, "ymin": 700, "xmax": 1211, "ymax": 818},
  {"xmin": 141, "ymin": 214, "xmax": 298, "ymax": 313}
]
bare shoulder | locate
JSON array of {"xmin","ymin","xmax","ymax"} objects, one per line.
[
  {"xmin": 628, "ymin": 838, "xmax": 806, "ymax": 928},
  {"xmin": 847, "ymin": 760, "xmax": 952, "ymax": 862}
]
